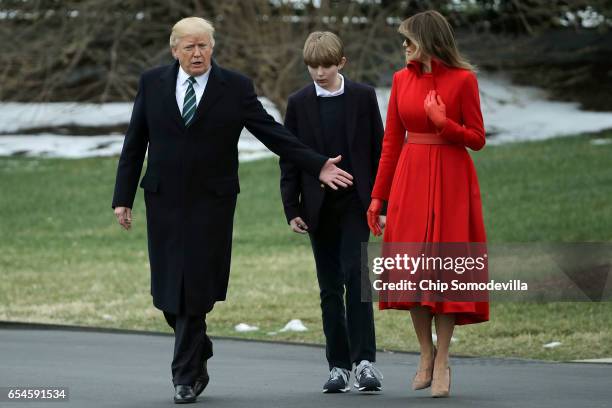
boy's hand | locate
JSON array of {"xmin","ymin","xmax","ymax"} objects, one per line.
[
  {"xmin": 290, "ymin": 217, "xmax": 309, "ymax": 234},
  {"xmin": 367, "ymin": 199, "xmax": 384, "ymax": 236}
]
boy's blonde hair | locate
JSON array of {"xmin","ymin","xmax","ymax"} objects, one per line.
[{"xmin": 303, "ymin": 31, "xmax": 344, "ymax": 67}]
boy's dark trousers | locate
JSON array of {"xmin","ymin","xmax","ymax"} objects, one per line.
[{"xmin": 309, "ymin": 189, "xmax": 376, "ymax": 370}]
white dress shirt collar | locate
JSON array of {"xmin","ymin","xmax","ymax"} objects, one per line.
[
  {"xmin": 175, "ymin": 65, "xmax": 211, "ymax": 115},
  {"xmin": 314, "ymin": 74, "xmax": 345, "ymax": 97},
  {"xmin": 177, "ymin": 65, "xmax": 211, "ymax": 88}
]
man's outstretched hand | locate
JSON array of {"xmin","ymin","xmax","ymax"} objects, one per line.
[
  {"xmin": 319, "ymin": 155, "xmax": 353, "ymax": 190},
  {"xmin": 114, "ymin": 206, "xmax": 132, "ymax": 230}
]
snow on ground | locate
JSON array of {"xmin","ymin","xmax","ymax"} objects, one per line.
[
  {"xmin": 0, "ymin": 134, "xmax": 125, "ymax": 158},
  {"xmin": 278, "ymin": 319, "xmax": 308, "ymax": 332},
  {"xmin": 1, "ymin": 73, "xmax": 611, "ymax": 159},
  {"xmin": 477, "ymin": 73, "xmax": 612, "ymax": 145},
  {"xmin": 0, "ymin": 102, "xmax": 130, "ymax": 133},
  {"xmin": 0, "ymin": 98, "xmax": 281, "ymax": 161},
  {"xmin": 234, "ymin": 323, "xmax": 259, "ymax": 333},
  {"xmin": 0, "ymin": 132, "xmax": 275, "ymax": 161}
]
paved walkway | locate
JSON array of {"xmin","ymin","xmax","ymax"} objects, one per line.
[{"xmin": 1, "ymin": 325, "xmax": 610, "ymax": 407}]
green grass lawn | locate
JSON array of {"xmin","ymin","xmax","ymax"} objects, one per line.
[{"xmin": 1, "ymin": 132, "xmax": 611, "ymax": 361}]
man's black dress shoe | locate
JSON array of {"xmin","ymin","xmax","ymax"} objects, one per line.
[
  {"xmin": 193, "ymin": 360, "xmax": 210, "ymax": 396},
  {"xmin": 174, "ymin": 385, "xmax": 196, "ymax": 404}
]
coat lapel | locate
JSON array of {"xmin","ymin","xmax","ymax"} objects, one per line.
[
  {"xmin": 344, "ymin": 78, "xmax": 358, "ymax": 150},
  {"xmin": 190, "ymin": 60, "xmax": 226, "ymax": 127},
  {"xmin": 160, "ymin": 61, "xmax": 184, "ymax": 129},
  {"xmin": 304, "ymin": 84, "xmax": 325, "ymax": 152}
]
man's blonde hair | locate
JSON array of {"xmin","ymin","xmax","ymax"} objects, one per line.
[
  {"xmin": 170, "ymin": 17, "xmax": 215, "ymax": 48},
  {"xmin": 303, "ymin": 31, "xmax": 344, "ymax": 67}
]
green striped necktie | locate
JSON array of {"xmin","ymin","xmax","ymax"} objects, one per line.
[{"xmin": 182, "ymin": 76, "xmax": 197, "ymax": 126}]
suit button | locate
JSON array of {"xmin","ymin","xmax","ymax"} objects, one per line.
[{"xmin": 320, "ymin": 183, "xmax": 325, "ymax": 189}]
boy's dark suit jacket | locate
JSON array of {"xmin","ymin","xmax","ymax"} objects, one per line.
[
  {"xmin": 112, "ymin": 60, "xmax": 327, "ymax": 315},
  {"xmin": 280, "ymin": 78, "xmax": 385, "ymax": 232}
]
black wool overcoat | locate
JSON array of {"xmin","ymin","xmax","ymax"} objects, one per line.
[{"xmin": 112, "ymin": 60, "xmax": 326, "ymax": 314}]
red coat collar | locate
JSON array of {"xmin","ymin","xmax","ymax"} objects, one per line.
[{"xmin": 407, "ymin": 58, "xmax": 447, "ymax": 76}]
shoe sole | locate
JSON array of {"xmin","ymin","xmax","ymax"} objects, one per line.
[
  {"xmin": 194, "ymin": 376, "xmax": 210, "ymax": 397},
  {"xmin": 322, "ymin": 386, "xmax": 351, "ymax": 393},
  {"xmin": 354, "ymin": 383, "xmax": 382, "ymax": 392},
  {"xmin": 174, "ymin": 397, "xmax": 197, "ymax": 404},
  {"xmin": 358, "ymin": 386, "xmax": 381, "ymax": 392},
  {"xmin": 412, "ymin": 382, "xmax": 432, "ymax": 390},
  {"xmin": 355, "ymin": 384, "xmax": 382, "ymax": 392}
]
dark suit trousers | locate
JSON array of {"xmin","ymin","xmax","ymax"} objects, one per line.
[
  {"xmin": 309, "ymin": 190, "xmax": 376, "ymax": 370},
  {"xmin": 163, "ymin": 292, "xmax": 213, "ymax": 385}
]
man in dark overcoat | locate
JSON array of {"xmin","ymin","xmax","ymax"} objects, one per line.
[{"xmin": 112, "ymin": 16, "xmax": 352, "ymax": 404}]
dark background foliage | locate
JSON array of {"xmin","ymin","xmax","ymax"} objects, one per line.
[{"xmin": 1, "ymin": 0, "xmax": 610, "ymax": 113}]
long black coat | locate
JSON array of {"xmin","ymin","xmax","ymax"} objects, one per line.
[
  {"xmin": 279, "ymin": 79, "xmax": 385, "ymax": 231},
  {"xmin": 112, "ymin": 60, "xmax": 327, "ymax": 315}
]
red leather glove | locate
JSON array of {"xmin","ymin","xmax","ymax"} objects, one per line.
[
  {"xmin": 424, "ymin": 90, "xmax": 447, "ymax": 130},
  {"xmin": 367, "ymin": 199, "xmax": 383, "ymax": 236}
]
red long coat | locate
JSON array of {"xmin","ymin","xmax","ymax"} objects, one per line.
[{"xmin": 372, "ymin": 59, "xmax": 489, "ymax": 325}]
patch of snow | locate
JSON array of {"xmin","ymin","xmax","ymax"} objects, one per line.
[
  {"xmin": 279, "ymin": 319, "xmax": 308, "ymax": 332},
  {"xmin": 0, "ymin": 102, "xmax": 131, "ymax": 133},
  {"xmin": 590, "ymin": 138, "xmax": 612, "ymax": 146},
  {"xmin": 234, "ymin": 323, "xmax": 259, "ymax": 332},
  {"xmin": 0, "ymin": 134, "xmax": 125, "ymax": 158},
  {"xmin": 0, "ymin": 98, "xmax": 277, "ymax": 161},
  {"xmin": 543, "ymin": 341, "xmax": 562, "ymax": 349},
  {"xmin": 0, "ymin": 133, "xmax": 272, "ymax": 162},
  {"xmin": 477, "ymin": 73, "xmax": 612, "ymax": 145}
]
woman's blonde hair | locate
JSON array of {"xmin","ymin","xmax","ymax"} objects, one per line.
[
  {"xmin": 398, "ymin": 10, "xmax": 475, "ymax": 71},
  {"xmin": 170, "ymin": 17, "xmax": 215, "ymax": 48}
]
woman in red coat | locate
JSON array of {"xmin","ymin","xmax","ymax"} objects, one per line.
[{"xmin": 367, "ymin": 10, "xmax": 488, "ymax": 397}]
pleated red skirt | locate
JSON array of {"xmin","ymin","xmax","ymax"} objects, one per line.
[{"xmin": 379, "ymin": 143, "xmax": 489, "ymax": 325}]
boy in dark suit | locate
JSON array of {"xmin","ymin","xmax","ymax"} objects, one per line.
[{"xmin": 279, "ymin": 31, "xmax": 385, "ymax": 393}]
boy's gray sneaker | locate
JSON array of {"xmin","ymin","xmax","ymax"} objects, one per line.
[
  {"xmin": 323, "ymin": 367, "xmax": 351, "ymax": 393},
  {"xmin": 354, "ymin": 360, "xmax": 383, "ymax": 392}
]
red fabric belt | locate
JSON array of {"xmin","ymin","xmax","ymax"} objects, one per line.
[{"xmin": 406, "ymin": 132, "xmax": 452, "ymax": 145}]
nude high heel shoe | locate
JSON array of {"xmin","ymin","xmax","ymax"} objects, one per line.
[
  {"xmin": 411, "ymin": 347, "xmax": 436, "ymax": 390},
  {"xmin": 431, "ymin": 366, "xmax": 451, "ymax": 398}
]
